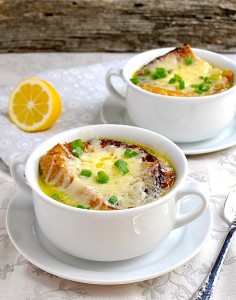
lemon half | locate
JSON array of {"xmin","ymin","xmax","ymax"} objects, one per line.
[{"xmin": 8, "ymin": 78, "xmax": 62, "ymax": 132}]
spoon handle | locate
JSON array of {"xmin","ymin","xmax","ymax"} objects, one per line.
[{"xmin": 191, "ymin": 224, "xmax": 236, "ymax": 300}]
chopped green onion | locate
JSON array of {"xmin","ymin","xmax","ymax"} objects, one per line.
[
  {"xmin": 167, "ymin": 69, "xmax": 173, "ymax": 73},
  {"xmin": 179, "ymin": 79, "xmax": 185, "ymax": 90},
  {"xmin": 96, "ymin": 171, "xmax": 109, "ymax": 183},
  {"xmin": 51, "ymin": 193, "xmax": 61, "ymax": 201},
  {"xmin": 196, "ymin": 90, "xmax": 203, "ymax": 94},
  {"xmin": 81, "ymin": 169, "xmax": 92, "ymax": 177},
  {"xmin": 185, "ymin": 58, "xmax": 193, "ymax": 65},
  {"xmin": 130, "ymin": 78, "xmax": 139, "ymax": 85},
  {"xmin": 210, "ymin": 73, "xmax": 220, "ymax": 81},
  {"xmin": 72, "ymin": 146, "xmax": 83, "ymax": 158},
  {"xmin": 203, "ymin": 77, "xmax": 212, "ymax": 84},
  {"xmin": 108, "ymin": 195, "xmax": 118, "ymax": 205},
  {"xmin": 72, "ymin": 139, "xmax": 84, "ymax": 150},
  {"xmin": 155, "ymin": 68, "xmax": 168, "ymax": 78},
  {"xmin": 144, "ymin": 69, "xmax": 151, "ymax": 75},
  {"xmin": 77, "ymin": 204, "xmax": 90, "ymax": 209},
  {"xmin": 169, "ymin": 77, "xmax": 176, "ymax": 84},
  {"xmin": 199, "ymin": 83, "xmax": 211, "ymax": 92},
  {"xmin": 199, "ymin": 76, "xmax": 212, "ymax": 84},
  {"xmin": 114, "ymin": 159, "xmax": 129, "ymax": 175},
  {"xmin": 130, "ymin": 76, "xmax": 147, "ymax": 84},
  {"xmin": 152, "ymin": 73, "xmax": 159, "ymax": 80},
  {"xmin": 124, "ymin": 148, "xmax": 139, "ymax": 158},
  {"xmin": 174, "ymin": 74, "xmax": 182, "ymax": 81},
  {"xmin": 191, "ymin": 83, "xmax": 211, "ymax": 94},
  {"xmin": 72, "ymin": 139, "xmax": 84, "ymax": 158},
  {"xmin": 168, "ymin": 74, "xmax": 183, "ymax": 86}
]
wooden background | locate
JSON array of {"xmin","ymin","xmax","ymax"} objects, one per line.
[{"xmin": 0, "ymin": 0, "xmax": 236, "ymax": 53}]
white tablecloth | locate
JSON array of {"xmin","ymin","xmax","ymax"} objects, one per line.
[{"xmin": 1, "ymin": 52, "xmax": 236, "ymax": 300}]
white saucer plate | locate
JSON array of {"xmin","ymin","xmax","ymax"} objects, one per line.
[
  {"xmin": 101, "ymin": 94, "xmax": 236, "ymax": 155},
  {"xmin": 6, "ymin": 190, "xmax": 212, "ymax": 285}
]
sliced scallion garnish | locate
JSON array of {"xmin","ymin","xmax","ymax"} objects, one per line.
[
  {"xmin": 210, "ymin": 73, "xmax": 220, "ymax": 81},
  {"xmin": 124, "ymin": 148, "xmax": 139, "ymax": 158},
  {"xmin": 199, "ymin": 83, "xmax": 211, "ymax": 92},
  {"xmin": 191, "ymin": 83, "xmax": 211, "ymax": 94},
  {"xmin": 96, "ymin": 171, "xmax": 109, "ymax": 183},
  {"xmin": 71, "ymin": 139, "xmax": 84, "ymax": 158},
  {"xmin": 81, "ymin": 169, "xmax": 92, "ymax": 177},
  {"xmin": 114, "ymin": 159, "xmax": 129, "ymax": 175},
  {"xmin": 179, "ymin": 79, "xmax": 185, "ymax": 90},
  {"xmin": 77, "ymin": 204, "xmax": 91, "ymax": 209},
  {"xmin": 185, "ymin": 57, "xmax": 193, "ymax": 65},
  {"xmin": 130, "ymin": 77, "xmax": 139, "ymax": 85},
  {"xmin": 168, "ymin": 77, "xmax": 176, "ymax": 84},
  {"xmin": 155, "ymin": 68, "xmax": 168, "ymax": 78},
  {"xmin": 132, "ymin": 76, "xmax": 147, "ymax": 83},
  {"xmin": 174, "ymin": 74, "xmax": 182, "ymax": 81},
  {"xmin": 168, "ymin": 74, "xmax": 185, "ymax": 89},
  {"xmin": 72, "ymin": 147, "xmax": 83, "ymax": 158},
  {"xmin": 51, "ymin": 193, "xmax": 61, "ymax": 201},
  {"xmin": 108, "ymin": 195, "xmax": 118, "ymax": 205},
  {"xmin": 72, "ymin": 139, "xmax": 84, "ymax": 150},
  {"xmin": 152, "ymin": 73, "xmax": 159, "ymax": 80},
  {"xmin": 204, "ymin": 77, "xmax": 212, "ymax": 84}
]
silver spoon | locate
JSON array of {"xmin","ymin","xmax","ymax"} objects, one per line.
[{"xmin": 191, "ymin": 187, "xmax": 236, "ymax": 299}]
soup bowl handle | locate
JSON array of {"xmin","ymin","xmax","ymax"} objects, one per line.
[
  {"xmin": 10, "ymin": 155, "xmax": 31, "ymax": 194},
  {"xmin": 105, "ymin": 68, "xmax": 127, "ymax": 107},
  {"xmin": 174, "ymin": 181, "xmax": 208, "ymax": 229}
]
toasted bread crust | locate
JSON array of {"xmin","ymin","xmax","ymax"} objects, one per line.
[
  {"xmin": 142, "ymin": 44, "xmax": 195, "ymax": 69},
  {"xmin": 39, "ymin": 143, "xmax": 73, "ymax": 187},
  {"xmin": 39, "ymin": 142, "xmax": 111, "ymax": 209}
]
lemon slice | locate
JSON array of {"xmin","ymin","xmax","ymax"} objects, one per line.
[{"xmin": 8, "ymin": 78, "xmax": 62, "ymax": 132}]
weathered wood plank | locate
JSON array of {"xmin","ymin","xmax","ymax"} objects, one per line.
[{"xmin": 0, "ymin": 0, "xmax": 235, "ymax": 53}]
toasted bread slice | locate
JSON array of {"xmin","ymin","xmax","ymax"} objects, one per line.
[
  {"xmin": 132, "ymin": 44, "xmax": 233, "ymax": 97},
  {"xmin": 138, "ymin": 44, "xmax": 196, "ymax": 74}
]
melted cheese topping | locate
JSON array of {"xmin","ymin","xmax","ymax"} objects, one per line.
[
  {"xmin": 131, "ymin": 42, "xmax": 235, "ymax": 97},
  {"xmin": 155, "ymin": 60, "xmax": 211, "ymax": 91},
  {"xmin": 65, "ymin": 141, "xmax": 147, "ymax": 208},
  {"xmin": 135, "ymin": 57, "xmax": 224, "ymax": 94},
  {"xmin": 39, "ymin": 139, "xmax": 175, "ymax": 210}
]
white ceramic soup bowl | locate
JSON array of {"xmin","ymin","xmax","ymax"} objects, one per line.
[
  {"xmin": 105, "ymin": 48, "xmax": 236, "ymax": 143},
  {"xmin": 10, "ymin": 124, "xmax": 208, "ymax": 261}
]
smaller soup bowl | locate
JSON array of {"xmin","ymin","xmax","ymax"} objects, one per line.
[
  {"xmin": 10, "ymin": 124, "xmax": 208, "ymax": 261},
  {"xmin": 105, "ymin": 48, "xmax": 236, "ymax": 143}
]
